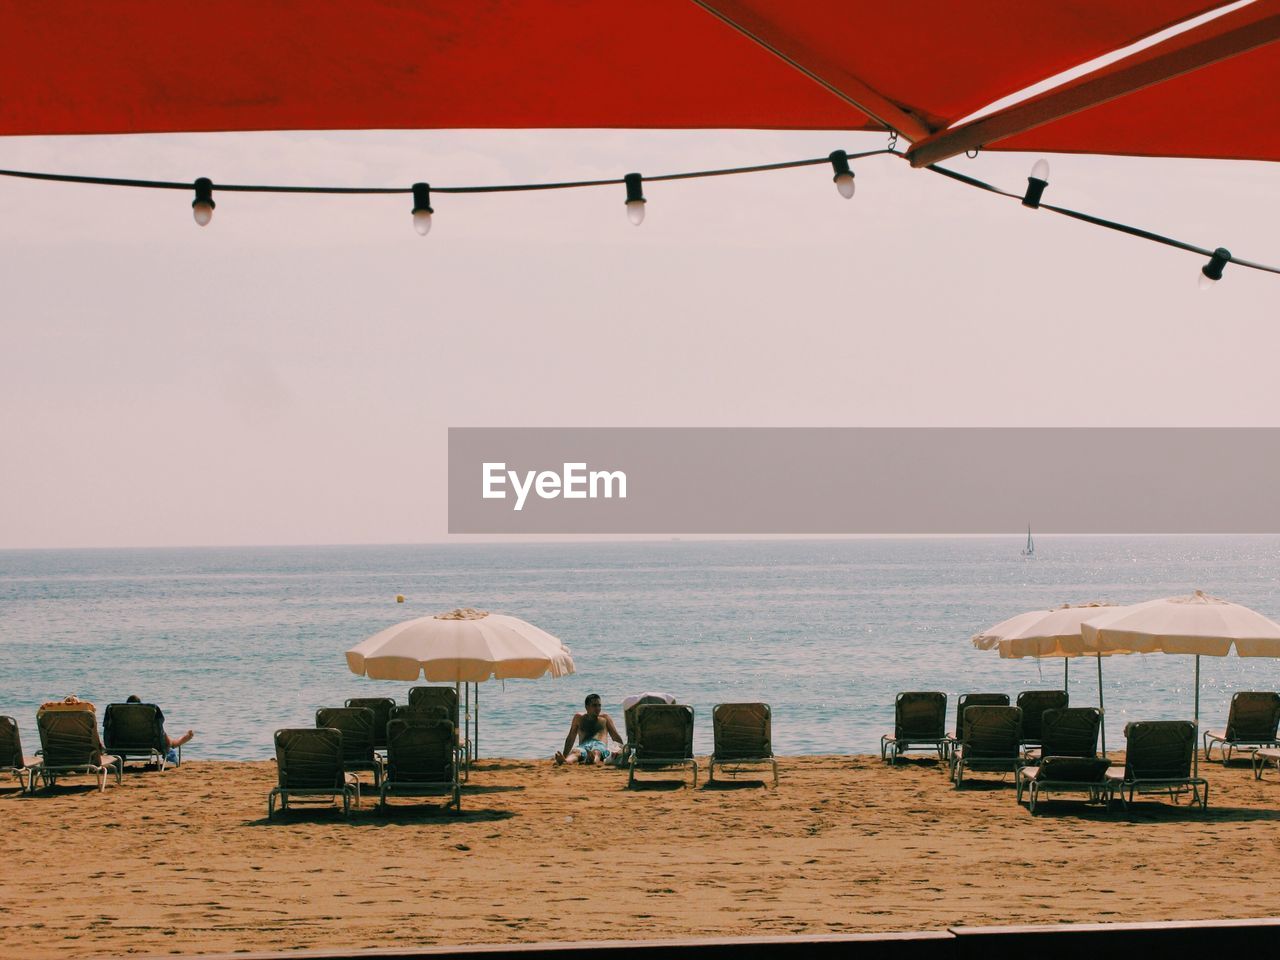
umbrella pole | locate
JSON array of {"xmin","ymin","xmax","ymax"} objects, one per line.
[
  {"xmin": 1064, "ymin": 657, "xmax": 1069, "ymax": 689},
  {"xmin": 1193, "ymin": 655, "xmax": 1201, "ymax": 779},
  {"xmin": 1097, "ymin": 652, "xmax": 1106, "ymax": 756},
  {"xmin": 474, "ymin": 681, "xmax": 479, "ymax": 761},
  {"xmin": 455, "ymin": 680, "xmax": 469, "ymax": 779}
]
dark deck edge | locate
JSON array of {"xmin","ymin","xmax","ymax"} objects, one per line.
[{"xmin": 151, "ymin": 917, "xmax": 1280, "ymax": 960}]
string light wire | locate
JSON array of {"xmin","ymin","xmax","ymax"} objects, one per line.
[{"xmin": 0, "ymin": 148, "xmax": 1274, "ymax": 277}]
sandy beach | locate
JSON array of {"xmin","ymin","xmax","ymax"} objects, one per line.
[{"xmin": 2, "ymin": 754, "xmax": 1279, "ymax": 958}]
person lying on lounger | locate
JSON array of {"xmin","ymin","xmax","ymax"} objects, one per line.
[
  {"xmin": 555, "ymin": 692, "xmax": 623, "ymax": 766},
  {"xmin": 125, "ymin": 694, "xmax": 195, "ymax": 757}
]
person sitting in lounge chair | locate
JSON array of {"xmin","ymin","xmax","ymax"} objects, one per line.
[
  {"xmin": 125, "ymin": 694, "xmax": 194, "ymax": 759},
  {"xmin": 555, "ymin": 693, "xmax": 624, "ymax": 766}
]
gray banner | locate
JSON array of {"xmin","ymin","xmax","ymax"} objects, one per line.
[{"xmin": 448, "ymin": 428, "xmax": 1280, "ymax": 534}]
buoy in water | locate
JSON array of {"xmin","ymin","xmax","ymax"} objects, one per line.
[{"xmin": 395, "ymin": 594, "xmax": 405, "ymax": 603}]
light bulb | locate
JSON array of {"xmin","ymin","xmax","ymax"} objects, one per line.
[
  {"xmin": 1030, "ymin": 159, "xmax": 1050, "ymax": 182},
  {"xmin": 191, "ymin": 177, "xmax": 215, "ymax": 226},
  {"xmin": 1198, "ymin": 271, "xmax": 1217, "ymax": 290},
  {"xmin": 413, "ymin": 209, "xmax": 433, "ymax": 236},
  {"xmin": 834, "ymin": 173, "xmax": 855, "ymax": 199},
  {"xmin": 626, "ymin": 199, "xmax": 646, "ymax": 226}
]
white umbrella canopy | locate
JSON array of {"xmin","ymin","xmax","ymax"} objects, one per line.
[
  {"xmin": 1081, "ymin": 590, "xmax": 1280, "ymax": 777},
  {"xmin": 972, "ymin": 601, "xmax": 1120, "ymax": 753},
  {"xmin": 973, "ymin": 602, "xmax": 1119, "ymax": 659},
  {"xmin": 1080, "ymin": 590, "xmax": 1280, "ymax": 657},
  {"xmin": 346, "ymin": 608, "xmax": 576, "ymax": 682}
]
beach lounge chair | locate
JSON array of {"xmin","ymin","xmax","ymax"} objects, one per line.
[
  {"xmin": 102, "ymin": 702, "xmax": 174, "ymax": 770},
  {"xmin": 628, "ymin": 703, "xmax": 698, "ymax": 788},
  {"xmin": 1251, "ymin": 746, "xmax": 1280, "ymax": 780},
  {"xmin": 268, "ymin": 727, "xmax": 360, "ymax": 819},
  {"xmin": 344, "ymin": 697, "xmax": 395, "ymax": 751},
  {"xmin": 1016, "ymin": 756, "xmax": 1113, "ymax": 814},
  {"xmin": 880, "ymin": 691, "xmax": 948, "ymax": 765},
  {"xmin": 708, "ymin": 702, "xmax": 777, "ymax": 786},
  {"xmin": 0, "ymin": 715, "xmax": 40, "ymax": 792},
  {"xmin": 1202, "ymin": 691, "xmax": 1280, "ymax": 764},
  {"xmin": 34, "ymin": 705, "xmax": 122, "ymax": 792},
  {"xmin": 951, "ymin": 705, "xmax": 1022, "ymax": 788},
  {"xmin": 945, "ymin": 693, "xmax": 1010, "ymax": 758},
  {"xmin": 1107, "ymin": 720, "xmax": 1208, "ymax": 810},
  {"xmin": 1023, "ymin": 707, "xmax": 1103, "ymax": 762},
  {"xmin": 388, "ymin": 705, "xmax": 466, "ymax": 776},
  {"xmin": 1015, "ymin": 690, "xmax": 1069, "ymax": 748},
  {"xmin": 408, "ymin": 685, "xmax": 459, "ymax": 723},
  {"xmin": 379, "ymin": 717, "xmax": 461, "ymax": 811},
  {"xmin": 408, "ymin": 686, "xmax": 472, "ymax": 770},
  {"xmin": 623, "ymin": 694, "xmax": 674, "ymax": 764},
  {"xmin": 315, "ymin": 707, "xmax": 383, "ymax": 788}
]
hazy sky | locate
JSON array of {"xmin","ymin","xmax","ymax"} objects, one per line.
[{"xmin": 0, "ymin": 129, "xmax": 1276, "ymax": 548}]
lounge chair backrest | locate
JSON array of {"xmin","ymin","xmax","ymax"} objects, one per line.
[
  {"xmin": 1224, "ymin": 691, "xmax": 1280, "ymax": 740},
  {"xmin": 1036, "ymin": 756, "xmax": 1111, "ymax": 783},
  {"xmin": 1124, "ymin": 720, "xmax": 1196, "ymax": 780},
  {"xmin": 315, "ymin": 707, "xmax": 376, "ymax": 763},
  {"xmin": 344, "ymin": 697, "xmax": 395, "ymax": 749},
  {"xmin": 1039, "ymin": 707, "xmax": 1102, "ymax": 758},
  {"xmin": 955, "ymin": 693, "xmax": 1009, "ymax": 735},
  {"xmin": 390, "ymin": 704, "xmax": 450, "ymax": 725},
  {"xmin": 712, "ymin": 703, "xmax": 771, "ymax": 760},
  {"xmin": 895, "ymin": 692, "xmax": 947, "ymax": 740},
  {"xmin": 1015, "ymin": 690, "xmax": 1069, "ymax": 741},
  {"xmin": 959, "ymin": 706, "xmax": 1022, "ymax": 759},
  {"xmin": 37, "ymin": 708, "xmax": 107, "ymax": 767},
  {"xmin": 385, "ymin": 718, "xmax": 455, "ymax": 784},
  {"xmin": 634, "ymin": 704, "xmax": 694, "ymax": 761},
  {"xmin": 103, "ymin": 703, "xmax": 166, "ymax": 753},
  {"xmin": 625, "ymin": 695, "xmax": 671, "ymax": 746},
  {"xmin": 0, "ymin": 716, "xmax": 23, "ymax": 767},
  {"xmin": 274, "ymin": 728, "xmax": 346, "ymax": 790},
  {"xmin": 408, "ymin": 687, "xmax": 459, "ymax": 726}
]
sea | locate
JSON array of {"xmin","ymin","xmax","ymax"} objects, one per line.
[{"xmin": 1, "ymin": 536, "xmax": 1278, "ymax": 760}]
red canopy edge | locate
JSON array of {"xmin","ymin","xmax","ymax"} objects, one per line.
[{"xmin": 0, "ymin": 0, "xmax": 1273, "ymax": 166}]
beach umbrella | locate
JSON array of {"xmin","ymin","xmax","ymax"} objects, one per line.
[
  {"xmin": 972, "ymin": 602, "xmax": 1119, "ymax": 751},
  {"xmin": 1081, "ymin": 590, "xmax": 1280, "ymax": 777},
  {"xmin": 346, "ymin": 607, "xmax": 575, "ymax": 760}
]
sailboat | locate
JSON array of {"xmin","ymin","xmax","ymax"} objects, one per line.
[{"xmin": 1021, "ymin": 524, "xmax": 1035, "ymax": 557}]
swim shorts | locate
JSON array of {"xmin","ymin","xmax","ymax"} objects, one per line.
[{"xmin": 579, "ymin": 739, "xmax": 611, "ymax": 763}]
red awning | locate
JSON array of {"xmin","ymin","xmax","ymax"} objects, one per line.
[{"xmin": 0, "ymin": 1, "xmax": 1275, "ymax": 163}]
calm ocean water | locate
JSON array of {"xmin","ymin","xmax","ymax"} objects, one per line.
[{"xmin": 1, "ymin": 537, "xmax": 1278, "ymax": 760}]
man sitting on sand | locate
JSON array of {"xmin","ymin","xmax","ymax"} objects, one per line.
[
  {"xmin": 555, "ymin": 693, "xmax": 623, "ymax": 766},
  {"xmin": 126, "ymin": 694, "xmax": 194, "ymax": 759}
]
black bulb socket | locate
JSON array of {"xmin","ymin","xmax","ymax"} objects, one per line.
[
  {"xmin": 1022, "ymin": 176, "xmax": 1048, "ymax": 209},
  {"xmin": 624, "ymin": 172, "xmax": 645, "ymax": 205},
  {"xmin": 193, "ymin": 177, "xmax": 215, "ymax": 210},
  {"xmin": 411, "ymin": 182, "xmax": 433, "ymax": 215},
  {"xmin": 1202, "ymin": 247, "xmax": 1231, "ymax": 282},
  {"xmin": 829, "ymin": 149, "xmax": 853, "ymax": 183}
]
